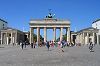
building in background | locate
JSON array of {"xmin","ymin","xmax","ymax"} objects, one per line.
[
  {"xmin": 92, "ymin": 19, "xmax": 100, "ymax": 29},
  {"xmin": 0, "ymin": 18, "xmax": 8, "ymax": 30},
  {"xmin": 0, "ymin": 18, "xmax": 27, "ymax": 45},
  {"xmin": 74, "ymin": 19, "xmax": 100, "ymax": 45},
  {"xmin": 0, "ymin": 18, "xmax": 8, "ymax": 44},
  {"xmin": 29, "ymin": 12, "xmax": 71, "ymax": 44},
  {"xmin": 92, "ymin": 19, "xmax": 100, "ymax": 44},
  {"xmin": 76, "ymin": 27, "xmax": 99, "ymax": 45},
  {"xmin": 1, "ymin": 17, "xmax": 100, "ymax": 45},
  {"xmin": 0, "ymin": 27, "xmax": 25, "ymax": 45}
]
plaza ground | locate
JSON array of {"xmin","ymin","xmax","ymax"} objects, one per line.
[{"xmin": 0, "ymin": 44, "xmax": 100, "ymax": 66}]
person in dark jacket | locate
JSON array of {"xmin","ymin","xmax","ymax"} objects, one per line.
[
  {"xmin": 89, "ymin": 42, "xmax": 94, "ymax": 52},
  {"xmin": 46, "ymin": 41, "xmax": 50, "ymax": 51},
  {"xmin": 31, "ymin": 43, "xmax": 33, "ymax": 48}
]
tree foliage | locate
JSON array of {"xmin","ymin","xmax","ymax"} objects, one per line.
[
  {"xmin": 33, "ymin": 34, "xmax": 44, "ymax": 42},
  {"xmin": 56, "ymin": 34, "xmax": 67, "ymax": 41}
]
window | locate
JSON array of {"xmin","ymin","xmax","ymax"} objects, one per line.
[
  {"xmin": 3, "ymin": 24, "xmax": 5, "ymax": 29},
  {"xmin": 3, "ymin": 24, "xmax": 4, "ymax": 26}
]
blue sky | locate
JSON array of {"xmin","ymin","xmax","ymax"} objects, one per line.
[{"xmin": 0, "ymin": 0, "xmax": 100, "ymax": 40}]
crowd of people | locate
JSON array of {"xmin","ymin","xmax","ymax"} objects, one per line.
[
  {"xmin": 45, "ymin": 40, "xmax": 68, "ymax": 52},
  {"xmin": 19, "ymin": 40, "xmax": 95, "ymax": 52},
  {"xmin": 20, "ymin": 40, "xmax": 76, "ymax": 52}
]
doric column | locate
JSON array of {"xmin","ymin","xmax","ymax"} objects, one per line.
[
  {"xmin": 71, "ymin": 34, "xmax": 73, "ymax": 43},
  {"xmin": 37, "ymin": 27, "xmax": 40, "ymax": 45},
  {"xmin": 15, "ymin": 32, "xmax": 17, "ymax": 45},
  {"xmin": 87, "ymin": 33, "xmax": 89, "ymax": 44},
  {"xmin": 80, "ymin": 34, "xmax": 82, "ymax": 43},
  {"xmin": 30, "ymin": 27, "xmax": 33, "ymax": 44},
  {"xmin": 6, "ymin": 33, "xmax": 8, "ymax": 45},
  {"xmin": 97, "ymin": 34, "xmax": 99, "ymax": 44},
  {"xmin": 76, "ymin": 34, "xmax": 78, "ymax": 43},
  {"xmin": 67, "ymin": 27, "xmax": 70, "ymax": 43},
  {"xmin": 93, "ymin": 33, "xmax": 95, "ymax": 44},
  {"xmin": 44, "ymin": 27, "xmax": 47, "ymax": 42},
  {"xmin": 83, "ymin": 33, "xmax": 85, "ymax": 44},
  {"xmin": 32, "ymin": 28, "xmax": 34, "ymax": 43},
  {"xmin": 60, "ymin": 27, "xmax": 63, "ymax": 41},
  {"xmin": 53, "ymin": 27, "xmax": 56, "ymax": 41},
  {"xmin": 11, "ymin": 32, "xmax": 13, "ymax": 44},
  {"xmin": 1, "ymin": 32, "xmax": 3, "ymax": 44},
  {"xmin": 12, "ymin": 37, "xmax": 14, "ymax": 44},
  {"xmin": 6, "ymin": 33, "xmax": 9, "ymax": 45},
  {"xmin": 79, "ymin": 34, "xmax": 80, "ymax": 43},
  {"xmin": 80, "ymin": 33, "xmax": 83, "ymax": 44},
  {"xmin": 77, "ymin": 34, "xmax": 80, "ymax": 43}
]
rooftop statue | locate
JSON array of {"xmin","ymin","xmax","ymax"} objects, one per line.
[
  {"xmin": 45, "ymin": 9, "xmax": 55, "ymax": 18},
  {"xmin": 46, "ymin": 13, "xmax": 53, "ymax": 18}
]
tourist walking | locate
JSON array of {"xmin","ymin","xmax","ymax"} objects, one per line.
[
  {"xmin": 36, "ymin": 41, "xmax": 38, "ymax": 48},
  {"xmin": 58, "ymin": 41, "xmax": 61, "ymax": 48},
  {"xmin": 89, "ymin": 42, "xmax": 94, "ymax": 52},
  {"xmin": 21, "ymin": 42, "xmax": 24, "ymax": 49},
  {"xmin": 33, "ymin": 41, "xmax": 36, "ymax": 48},
  {"xmin": 60, "ymin": 41, "xmax": 64, "ymax": 52},
  {"xmin": 46, "ymin": 41, "xmax": 50, "ymax": 51},
  {"xmin": 24, "ymin": 41, "xmax": 27, "ymax": 48},
  {"xmin": 58, "ymin": 41, "xmax": 64, "ymax": 52},
  {"xmin": 31, "ymin": 43, "xmax": 33, "ymax": 48}
]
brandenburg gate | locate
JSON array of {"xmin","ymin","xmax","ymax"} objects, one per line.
[{"xmin": 29, "ymin": 14, "xmax": 71, "ymax": 44}]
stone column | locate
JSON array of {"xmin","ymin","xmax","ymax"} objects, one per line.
[
  {"xmin": 97, "ymin": 34, "xmax": 99, "ymax": 44},
  {"xmin": 76, "ymin": 34, "xmax": 78, "ymax": 43},
  {"xmin": 15, "ymin": 32, "xmax": 17, "ymax": 45},
  {"xmin": 93, "ymin": 33, "xmax": 95, "ymax": 44},
  {"xmin": 87, "ymin": 33, "xmax": 89, "ymax": 44},
  {"xmin": 44, "ymin": 27, "xmax": 47, "ymax": 42},
  {"xmin": 11, "ymin": 32, "xmax": 13, "ymax": 44},
  {"xmin": 79, "ymin": 34, "xmax": 80, "ymax": 43},
  {"xmin": 83, "ymin": 33, "xmax": 85, "ymax": 44},
  {"xmin": 80, "ymin": 33, "xmax": 83, "ymax": 44},
  {"xmin": 1, "ymin": 32, "xmax": 3, "ymax": 44},
  {"xmin": 6, "ymin": 33, "xmax": 9, "ymax": 45},
  {"xmin": 3, "ymin": 33, "xmax": 6, "ymax": 44},
  {"xmin": 6, "ymin": 33, "xmax": 8, "ymax": 45},
  {"xmin": 60, "ymin": 27, "xmax": 63, "ymax": 41},
  {"xmin": 53, "ymin": 27, "xmax": 56, "ymax": 41},
  {"xmin": 67, "ymin": 27, "xmax": 70, "ymax": 43},
  {"xmin": 30, "ymin": 27, "xmax": 33, "ymax": 44},
  {"xmin": 3, "ymin": 33, "xmax": 5, "ymax": 44},
  {"xmin": 37, "ymin": 27, "xmax": 40, "ymax": 45},
  {"xmin": 71, "ymin": 34, "xmax": 73, "ymax": 43},
  {"xmin": 32, "ymin": 28, "xmax": 34, "ymax": 43},
  {"xmin": 78, "ymin": 34, "xmax": 80, "ymax": 43}
]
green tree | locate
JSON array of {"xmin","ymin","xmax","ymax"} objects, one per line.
[
  {"xmin": 33, "ymin": 34, "xmax": 44, "ymax": 42},
  {"xmin": 63, "ymin": 34, "xmax": 67, "ymax": 40},
  {"xmin": 56, "ymin": 34, "xmax": 67, "ymax": 41}
]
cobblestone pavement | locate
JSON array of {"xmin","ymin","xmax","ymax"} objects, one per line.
[{"xmin": 0, "ymin": 44, "xmax": 100, "ymax": 66}]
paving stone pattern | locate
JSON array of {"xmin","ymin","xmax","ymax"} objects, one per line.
[{"xmin": 0, "ymin": 44, "xmax": 100, "ymax": 66}]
